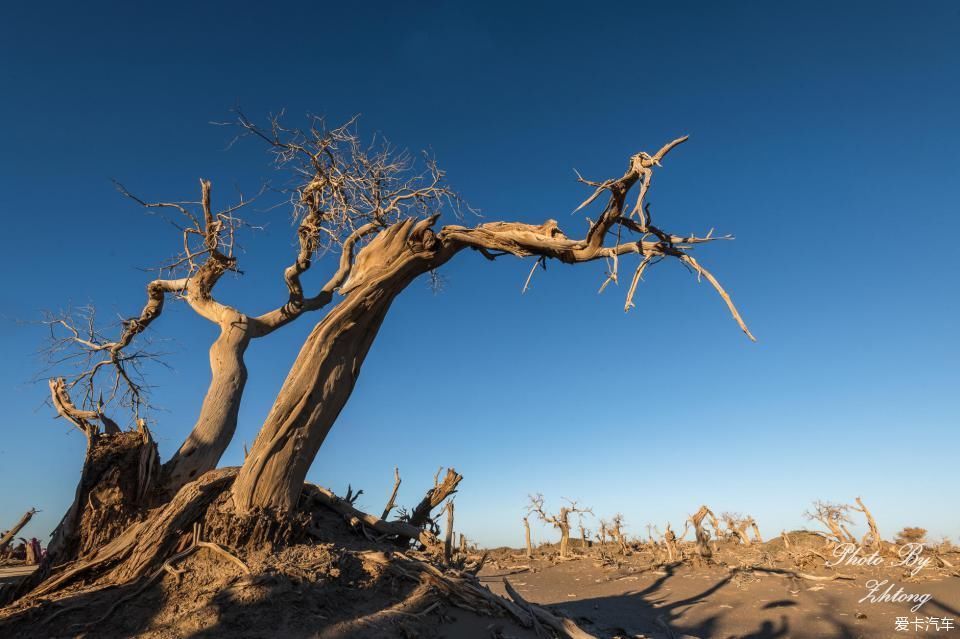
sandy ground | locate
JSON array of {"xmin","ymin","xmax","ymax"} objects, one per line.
[{"xmin": 480, "ymin": 553, "xmax": 960, "ymax": 639}]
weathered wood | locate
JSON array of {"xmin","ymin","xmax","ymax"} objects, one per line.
[
  {"xmin": 854, "ymin": 497, "xmax": 882, "ymax": 551},
  {"xmin": 307, "ymin": 484, "xmax": 437, "ymax": 548},
  {"xmin": 443, "ymin": 501, "xmax": 454, "ymax": 563},
  {"xmin": 503, "ymin": 577, "xmax": 598, "ymax": 639},
  {"xmin": 523, "ymin": 517, "xmax": 533, "ymax": 558},
  {"xmin": 409, "ymin": 468, "xmax": 463, "ymax": 530},
  {"xmin": 381, "ymin": 467, "xmax": 402, "ymax": 520},
  {"xmin": 0, "ymin": 509, "xmax": 37, "ymax": 554}
]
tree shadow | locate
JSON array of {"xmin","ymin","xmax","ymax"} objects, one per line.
[{"xmin": 539, "ymin": 564, "xmax": 951, "ymax": 639}]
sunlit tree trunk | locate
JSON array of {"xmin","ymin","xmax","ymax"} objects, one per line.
[
  {"xmin": 232, "ymin": 220, "xmax": 452, "ymax": 513},
  {"xmin": 162, "ymin": 317, "xmax": 251, "ymax": 492}
]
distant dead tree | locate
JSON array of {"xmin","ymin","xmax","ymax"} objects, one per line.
[
  {"xmin": 663, "ymin": 523, "xmax": 679, "ymax": 562},
  {"xmin": 721, "ymin": 512, "xmax": 757, "ymax": 546},
  {"xmin": 780, "ymin": 530, "xmax": 792, "ymax": 549},
  {"xmin": 690, "ymin": 505, "xmax": 716, "ymax": 564},
  {"xmin": 750, "ymin": 518, "xmax": 763, "ymax": 543},
  {"xmin": 0, "ymin": 509, "xmax": 37, "ymax": 555},
  {"xmin": 522, "ymin": 516, "xmax": 533, "ymax": 558},
  {"xmin": 806, "ymin": 500, "xmax": 856, "ymax": 544},
  {"xmin": 406, "ymin": 468, "xmax": 462, "ymax": 533},
  {"xmin": 853, "ymin": 497, "xmax": 882, "ymax": 551},
  {"xmin": 381, "ymin": 467, "xmax": 401, "ymax": 520},
  {"xmin": 17, "ymin": 116, "xmax": 753, "ymax": 604},
  {"xmin": 610, "ymin": 513, "xmax": 630, "ymax": 555},
  {"xmin": 528, "ymin": 495, "xmax": 592, "ymax": 559},
  {"xmin": 599, "ymin": 520, "xmax": 610, "ymax": 547},
  {"xmin": 578, "ymin": 522, "xmax": 591, "ymax": 551}
]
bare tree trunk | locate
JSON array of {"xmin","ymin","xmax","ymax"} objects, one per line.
[
  {"xmin": 580, "ymin": 524, "xmax": 589, "ymax": 551},
  {"xmin": 459, "ymin": 533, "xmax": 467, "ymax": 555},
  {"xmin": 750, "ymin": 520, "xmax": 763, "ymax": 544},
  {"xmin": 690, "ymin": 506, "xmax": 714, "ymax": 565},
  {"xmin": 381, "ymin": 467, "xmax": 401, "ymax": 520},
  {"xmin": 443, "ymin": 500, "xmax": 454, "ymax": 564},
  {"xmin": 559, "ymin": 524, "xmax": 570, "ymax": 558},
  {"xmin": 854, "ymin": 497, "xmax": 882, "ymax": 551},
  {"xmin": 0, "ymin": 509, "xmax": 37, "ymax": 553},
  {"xmin": 233, "ymin": 220, "xmax": 451, "ymax": 515},
  {"xmin": 664, "ymin": 524, "xmax": 678, "ymax": 562},
  {"xmin": 162, "ymin": 320, "xmax": 250, "ymax": 493},
  {"xmin": 523, "ymin": 517, "xmax": 532, "ymax": 558},
  {"xmin": 232, "ymin": 290, "xmax": 403, "ymax": 514}
]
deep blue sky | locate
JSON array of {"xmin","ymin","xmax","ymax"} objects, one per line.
[{"xmin": 1, "ymin": 2, "xmax": 957, "ymax": 548}]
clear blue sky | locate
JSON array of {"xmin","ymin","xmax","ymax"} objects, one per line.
[{"xmin": 1, "ymin": 1, "xmax": 957, "ymax": 548}]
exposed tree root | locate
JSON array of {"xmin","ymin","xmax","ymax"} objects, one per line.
[
  {"xmin": 26, "ymin": 467, "xmax": 236, "ymax": 601},
  {"xmin": 361, "ymin": 550, "xmax": 596, "ymax": 638}
]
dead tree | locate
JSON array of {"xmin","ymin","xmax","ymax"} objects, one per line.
[
  {"xmin": 579, "ymin": 523, "xmax": 590, "ymax": 551},
  {"xmin": 663, "ymin": 523, "xmax": 679, "ymax": 562},
  {"xmin": 750, "ymin": 518, "xmax": 763, "ymax": 544},
  {"xmin": 610, "ymin": 513, "xmax": 629, "ymax": 554},
  {"xmin": 781, "ymin": 530, "xmax": 792, "ymax": 549},
  {"xmin": 443, "ymin": 500, "xmax": 454, "ymax": 564},
  {"xmin": 806, "ymin": 501, "xmax": 856, "ymax": 544},
  {"xmin": 522, "ymin": 516, "xmax": 533, "ymax": 558},
  {"xmin": 381, "ymin": 467, "xmax": 402, "ymax": 520},
  {"xmin": 21, "ymin": 116, "xmax": 753, "ymax": 604},
  {"xmin": 0, "ymin": 509, "xmax": 37, "ymax": 554},
  {"xmin": 599, "ymin": 520, "xmax": 610, "ymax": 547},
  {"xmin": 721, "ymin": 512, "xmax": 754, "ymax": 546},
  {"xmin": 407, "ymin": 468, "xmax": 462, "ymax": 532},
  {"xmin": 230, "ymin": 126, "xmax": 752, "ymax": 516},
  {"xmin": 690, "ymin": 505, "xmax": 716, "ymax": 565},
  {"xmin": 853, "ymin": 497, "xmax": 882, "ymax": 551},
  {"xmin": 528, "ymin": 495, "xmax": 592, "ymax": 559}
]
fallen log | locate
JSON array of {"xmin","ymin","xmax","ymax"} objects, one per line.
[
  {"xmin": 503, "ymin": 577, "xmax": 597, "ymax": 639},
  {"xmin": 306, "ymin": 484, "xmax": 437, "ymax": 548}
]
